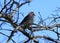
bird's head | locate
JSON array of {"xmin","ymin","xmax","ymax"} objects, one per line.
[{"xmin": 28, "ymin": 12, "xmax": 35, "ymax": 17}]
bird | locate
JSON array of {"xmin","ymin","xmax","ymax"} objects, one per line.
[{"xmin": 19, "ymin": 12, "xmax": 35, "ymax": 30}]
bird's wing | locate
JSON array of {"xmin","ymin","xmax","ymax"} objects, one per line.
[{"xmin": 19, "ymin": 14, "xmax": 29, "ymax": 25}]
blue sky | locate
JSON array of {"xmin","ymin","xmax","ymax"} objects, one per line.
[
  {"xmin": 20, "ymin": 0, "xmax": 60, "ymax": 17},
  {"xmin": 0, "ymin": 0, "xmax": 60, "ymax": 43}
]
